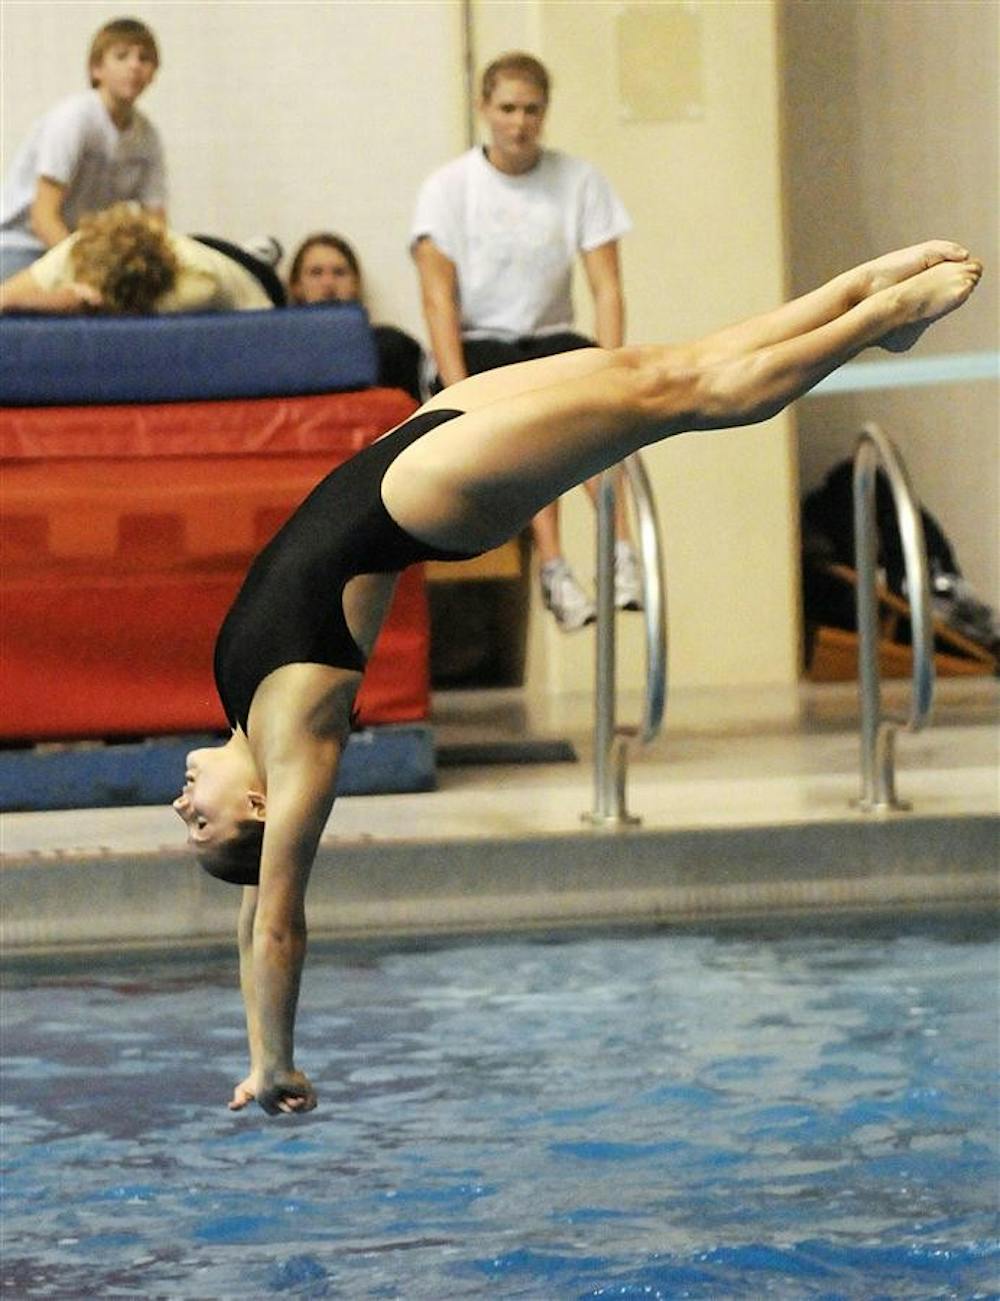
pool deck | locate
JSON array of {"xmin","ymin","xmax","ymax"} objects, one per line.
[{"xmin": 2, "ymin": 679, "xmax": 997, "ymax": 953}]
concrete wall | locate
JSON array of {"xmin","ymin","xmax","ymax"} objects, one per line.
[
  {"xmin": 5, "ymin": 817, "xmax": 996, "ymax": 952},
  {"xmin": 782, "ymin": 0, "xmax": 999, "ymax": 607}
]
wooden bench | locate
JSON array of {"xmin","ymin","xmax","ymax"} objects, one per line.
[{"xmin": 806, "ymin": 562, "xmax": 997, "ymax": 681}]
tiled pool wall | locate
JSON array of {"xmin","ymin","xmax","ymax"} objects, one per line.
[{"xmin": 4, "ymin": 814, "xmax": 996, "ymax": 954}]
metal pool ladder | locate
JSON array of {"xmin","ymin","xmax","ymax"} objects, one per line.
[
  {"xmin": 584, "ymin": 456, "xmax": 667, "ymax": 826},
  {"xmin": 853, "ymin": 422, "xmax": 934, "ymax": 812}
]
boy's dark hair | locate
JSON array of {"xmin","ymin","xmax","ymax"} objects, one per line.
[
  {"xmin": 481, "ymin": 52, "xmax": 550, "ymax": 104},
  {"xmin": 89, "ymin": 17, "xmax": 160, "ymax": 85},
  {"xmin": 197, "ymin": 820, "xmax": 266, "ymax": 887}
]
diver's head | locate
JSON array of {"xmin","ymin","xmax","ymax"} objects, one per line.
[{"xmin": 172, "ymin": 740, "xmax": 266, "ymax": 885}]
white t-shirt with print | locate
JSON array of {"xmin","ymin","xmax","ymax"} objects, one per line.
[
  {"xmin": 1, "ymin": 90, "xmax": 167, "ymax": 254},
  {"xmin": 411, "ymin": 147, "xmax": 631, "ymax": 340}
]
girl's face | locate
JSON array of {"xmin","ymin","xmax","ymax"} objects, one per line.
[
  {"xmin": 173, "ymin": 746, "xmax": 252, "ymax": 849},
  {"xmin": 292, "ymin": 245, "xmax": 360, "ymax": 304}
]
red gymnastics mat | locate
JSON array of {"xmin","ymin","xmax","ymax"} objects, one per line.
[{"xmin": 1, "ymin": 389, "xmax": 430, "ymax": 740}]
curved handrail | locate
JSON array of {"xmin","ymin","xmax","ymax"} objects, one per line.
[
  {"xmin": 852, "ymin": 422, "xmax": 934, "ymax": 811},
  {"xmin": 586, "ymin": 454, "xmax": 667, "ymax": 825},
  {"xmin": 623, "ymin": 453, "xmax": 668, "ymax": 743}
]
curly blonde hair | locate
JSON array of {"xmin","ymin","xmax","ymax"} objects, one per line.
[{"xmin": 70, "ymin": 204, "xmax": 178, "ymax": 313}]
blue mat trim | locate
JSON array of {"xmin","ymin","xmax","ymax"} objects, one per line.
[
  {"xmin": 0, "ymin": 725, "xmax": 435, "ymax": 812},
  {"xmin": 0, "ymin": 301, "xmax": 377, "ymax": 406}
]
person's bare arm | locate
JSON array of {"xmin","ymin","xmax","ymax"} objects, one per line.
[
  {"xmin": 413, "ymin": 236, "xmax": 467, "ymax": 387},
  {"xmin": 229, "ymin": 886, "xmax": 265, "ymax": 1111},
  {"xmin": 0, "ymin": 266, "xmax": 101, "ymax": 313},
  {"xmin": 248, "ymin": 737, "xmax": 342, "ymax": 1115},
  {"xmin": 582, "ymin": 240, "xmax": 625, "ymax": 350},
  {"xmin": 29, "ymin": 176, "xmax": 71, "ymax": 248}
]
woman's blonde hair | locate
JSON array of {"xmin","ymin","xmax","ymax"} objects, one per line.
[
  {"xmin": 480, "ymin": 51, "xmax": 550, "ymax": 104},
  {"xmin": 70, "ymin": 204, "xmax": 178, "ymax": 313}
]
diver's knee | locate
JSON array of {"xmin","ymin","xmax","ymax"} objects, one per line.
[{"xmin": 620, "ymin": 346, "xmax": 704, "ymax": 427}]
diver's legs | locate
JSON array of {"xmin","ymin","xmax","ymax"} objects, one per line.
[
  {"xmin": 387, "ymin": 256, "xmax": 981, "ymax": 553},
  {"xmin": 417, "ymin": 241, "xmax": 971, "ymax": 423}
]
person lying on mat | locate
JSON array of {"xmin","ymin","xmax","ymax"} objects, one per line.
[
  {"xmin": 170, "ymin": 241, "xmax": 982, "ymax": 1115},
  {"xmin": 0, "ymin": 203, "xmax": 276, "ymax": 315}
]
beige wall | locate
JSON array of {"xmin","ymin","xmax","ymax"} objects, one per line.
[
  {"xmin": 4, "ymin": 1, "xmax": 802, "ymax": 696},
  {"xmin": 1, "ymin": 0, "xmax": 465, "ymax": 334},
  {"xmin": 782, "ymin": 0, "xmax": 999, "ymax": 607}
]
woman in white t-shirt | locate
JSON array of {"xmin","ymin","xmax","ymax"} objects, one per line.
[{"xmin": 412, "ymin": 51, "xmax": 641, "ymax": 631}]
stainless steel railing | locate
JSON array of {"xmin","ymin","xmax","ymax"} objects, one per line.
[
  {"xmin": 852, "ymin": 422, "xmax": 934, "ymax": 812},
  {"xmin": 584, "ymin": 455, "xmax": 667, "ymax": 825}
]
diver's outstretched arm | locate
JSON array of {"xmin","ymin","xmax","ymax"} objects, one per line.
[
  {"xmin": 244, "ymin": 740, "xmax": 344, "ymax": 1115},
  {"xmin": 229, "ymin": 887, "xmax": 266, "ymax": 1111}
]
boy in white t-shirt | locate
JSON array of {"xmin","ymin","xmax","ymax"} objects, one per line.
[
  {"xmin": 0, "ymin": 17, "xmax": 167, "ymax": 280},
  {"xmin": 412, "ymin": 52, "xmax": 641, "ymax": 630}
]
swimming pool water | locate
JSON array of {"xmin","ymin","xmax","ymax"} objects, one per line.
[{"xmin": 2, "ymin": 918, "xmax": 997, "ymax": 1298}]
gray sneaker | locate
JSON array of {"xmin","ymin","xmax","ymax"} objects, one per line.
[
  {"xmin": 614, "ymin": 541, "xmax": 644, "ymax": 611},
  {"xmin": 541, "ymin": 560, "xmax": 597, "ymax": 632}
]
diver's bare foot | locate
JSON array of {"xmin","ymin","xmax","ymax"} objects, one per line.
[
  {"xmin": 863, "ymin": 240, "xmax": 970, "ymax": 300},
  {"xmin": 877, "ymin": 257, "xmax": 982, "ymax": 352}
]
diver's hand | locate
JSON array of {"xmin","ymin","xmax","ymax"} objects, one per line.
[
  {"xmin": 254, "ymin": 1068, "xmax": 317, "ymax": 1116},
  {"xmin": 228, "ymin": 1070, "xmax": 263, "ymax": 1111}
]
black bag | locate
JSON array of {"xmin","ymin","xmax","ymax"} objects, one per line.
[{"xmin": 801, "ymin": 459, "xmax": 998, "ymax": 665}]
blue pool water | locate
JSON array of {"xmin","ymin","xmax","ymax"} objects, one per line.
[{"xmin": 2, "ymin": 918, "xmax": 998, "ymax": 1298}]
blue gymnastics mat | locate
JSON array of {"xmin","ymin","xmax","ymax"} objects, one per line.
[
  {"xmin": 0, "ymin": 301, "xmax": 377, "ymax": 406},
  {"xmin": 0, "ymin": 724, "xmax": 435, "ymax": 813}
]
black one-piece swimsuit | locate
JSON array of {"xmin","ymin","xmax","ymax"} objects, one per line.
[{"xmin": 213, "ymin": 407, "xmax": 473, "ymax": 732}]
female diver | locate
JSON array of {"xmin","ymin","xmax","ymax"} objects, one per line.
[{"xmin": 172, "ymin": 242, "xmax": 982, "ymax": 1115}]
